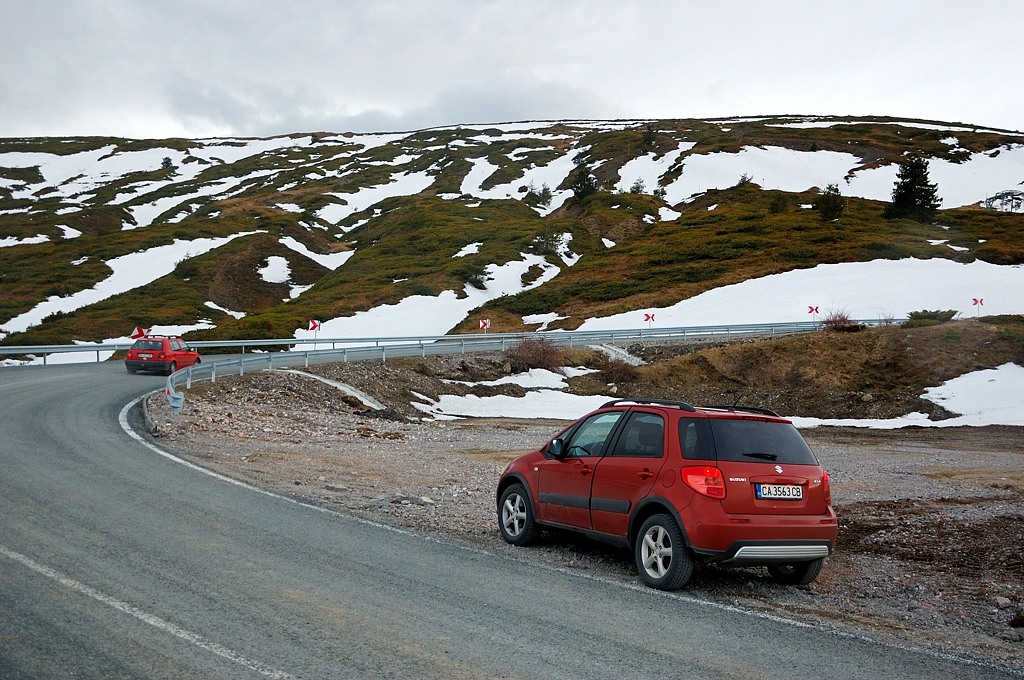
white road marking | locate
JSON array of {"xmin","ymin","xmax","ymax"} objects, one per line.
[{"xmin": 0, "ymin": 542, "xmax": 296, "ymax": 679}]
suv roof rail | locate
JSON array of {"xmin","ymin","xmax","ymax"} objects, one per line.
[
  {"xmin": 704, "ymin": 404, "xmax": 781, "ymax": 417},
  {"xmin": 601, "ymin": 398, "xmax": 696, "ymax": 412}
]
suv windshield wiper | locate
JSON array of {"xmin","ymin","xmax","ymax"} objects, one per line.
[{"xmin": 743, "ymin": 452, "xmax": 779, "ymax": 461}]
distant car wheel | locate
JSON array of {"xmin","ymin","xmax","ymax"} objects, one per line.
[
  {"xmin": 166, "ymin": 362, "xmax": 177, "ymax": 376},
  {"xmin": 498, "ymin": 483, "xmax": 539, "ymax": 546},
  {"xmin": 635, "ymin": 514, "xmax": 693, "ymax": 590},
  {"xmin": 767, "ymin": 558, "xmax": 824, "ymax": 586}
]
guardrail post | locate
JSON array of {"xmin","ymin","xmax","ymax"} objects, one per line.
[
  {"xmin": 240, "ymin": 360, "xmax": 245, "ymax": 377},
  {"xmin": 186, "ymin": 369, "xmax": 192, "ymax": 389},
  {"xmin": 211, "ymin": 364, "xmax": 217, "ymax": 383},
  {"xmin": 461, "ymin": 339, "xmax": 465, "ymax": 354},
  {"xmin": 267, "ymin": 353, "xmax": 273, "ymax": 371},
  {"xmin": 304, "ymin": 352, "xmax": 309, "ymax": 368},
  {"xmin": 344, "ymin": 348, "xmax": 348, "ymax": 362},
  {"xmin": 382, "ymin": 347, "xmax": 386, "ymax": 363},
  {"xmin": 96, "ymin": 350, "xmax": 101, "ymax": 363}
]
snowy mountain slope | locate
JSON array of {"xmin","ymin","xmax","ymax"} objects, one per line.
[{"xmin": 1, "ymin": 115, "xmax": 1023, "ymax": 345}]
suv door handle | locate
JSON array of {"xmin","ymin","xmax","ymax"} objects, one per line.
[{"xmin": 637, "ymin": 469, "xmax": 655, "ymax": 480}]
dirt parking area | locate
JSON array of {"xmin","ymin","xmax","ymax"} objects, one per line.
[{"xmin": 144, "ymin": 366, "xmax": 1024, "ymax": 674}]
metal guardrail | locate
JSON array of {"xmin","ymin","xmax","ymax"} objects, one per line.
[
  {"xmin": 0, "ymin": 321, "xmax": 843, "ymax": 362},
  {"xmin": 1, "ymin": 319, "xmax": 894, "ymax": 411},
  {"xmin": 158, "ymin": 319, "xmax": 885, "ymax": 412}
]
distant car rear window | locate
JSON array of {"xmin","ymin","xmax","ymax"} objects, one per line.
[
  {"xmin": 706, "ymin": 418, "xmax": 818, "ymax": 465},
  {"xmin": 133, "ymin": 340, "xmax": 163, "ymax": 350}
]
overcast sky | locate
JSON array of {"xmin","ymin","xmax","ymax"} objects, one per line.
[{"xmin": 2, "ymin": 1, "xmax": 1021, "ymax": 140}]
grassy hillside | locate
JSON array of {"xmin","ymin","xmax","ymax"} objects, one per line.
[{"xmin": 2, "ymin": 116, "xmax": 1023, "ymax": 345}]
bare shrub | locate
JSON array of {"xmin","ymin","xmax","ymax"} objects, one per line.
[
  {"xmin": 599, "ymin": 356, "xmax": 640, "ymax": 384},
  {"xmin": 821, "ymin": 309, "xmax": 863, "ymax": 333},
  {"xmin": 503, "ymin": 337, "xmax": 565, "ymax": 373},
  {"xmin": 876, "ymin": 309, "xmax": 897, "ymax": 326}
]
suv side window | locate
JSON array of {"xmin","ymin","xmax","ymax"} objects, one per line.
[
  {"xmin": 610, "ymin": 412, "xmax": 664, "ymax": 458},
  {"xmin": 564, "ymin": 412, "xmax": 623, "ymax": 457},
  {"xmin": 679, "ymin": 417, "xmax": 715, "ymax": 460}
]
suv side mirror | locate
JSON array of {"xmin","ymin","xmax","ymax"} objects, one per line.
[{"xmin": 548, "ymin": 438, "xmax": 567, "ymax": 459}]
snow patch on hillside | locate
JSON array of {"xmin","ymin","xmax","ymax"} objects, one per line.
[
  {"xmin": 318, "ymin": 171, "xmax": 434, "ymax": 227},
  {"xmin": 258, "ymin": 256, "xmax": 291, "ymax": 284},
  {"xmin": 576, "ymin": 258, "xmax": 1024, "ymax": 330},
  {"xmin": 292, "ymin": 254, "xmax": 560, "ymax": 346},
  {"xmin": 279, "ymin": 236, "xmax": 353, "ymax": 270}
]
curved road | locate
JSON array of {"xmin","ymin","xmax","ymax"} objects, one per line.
[{"xmin": 0, "ymin": 362, "xmax": 1017, "ymax": 678}]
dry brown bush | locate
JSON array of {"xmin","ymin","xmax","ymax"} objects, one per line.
[{"xmin": 502, "ymin": 337, "xmax": 566, "ymax": 373}]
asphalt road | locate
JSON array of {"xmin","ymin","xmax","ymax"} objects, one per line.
[{"xmin": 0, "ymin": 362, "xmax": 1018, "ymax": 679}]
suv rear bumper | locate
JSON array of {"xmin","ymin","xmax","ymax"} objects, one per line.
[
  {"xmin": 695, "ymin": 539, "xmax": 833, "ymax": 564},
  {"xmin": 683, "ymin": 507, "xmax": 837, "ymax": 561}
]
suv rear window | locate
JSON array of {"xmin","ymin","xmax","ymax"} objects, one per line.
[{"xmin": 679, "ymin": 417, "xmax": 818, "ymax": 465}]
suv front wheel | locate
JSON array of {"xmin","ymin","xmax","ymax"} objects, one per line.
[
  {"xmin": 635, "ymin": 514, "xmax": 693, "ymax": 590},
  {"xmin": 498, "ymin": 484, "xmax": 539, "ymax": 546}
]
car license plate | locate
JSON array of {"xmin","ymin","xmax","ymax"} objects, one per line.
[
  {"xmin": 139, "ymin": 353, "xmax": 153, "ymax": 358},
  {"xmin": 755, "ymin": 483, "xmax": 803, "ymax": 500}
]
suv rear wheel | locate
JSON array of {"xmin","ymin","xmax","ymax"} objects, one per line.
[
  {"xmin": 635, "ymin": 514, "xmax": 693, "ymax": 590},
  {"xmin": 767, "ymin": 558, "xmax": 824, "ymax": 586},
  {"xmin": 499, "ymin": 484, "xmax": 539, "ymax": 546}
]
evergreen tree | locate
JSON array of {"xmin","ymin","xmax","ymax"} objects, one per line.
[
  {"xmin": 815, "ymin": 183, "xmax": 846, "ymax": 221},
  {"xmin": 641, "ymin": 124, "xmax": 657, "ymax": 149},
  {"xmin": 524, "ymin": 182, "xmax": 552, "ymax": 208},
  {"xmin": 883, "ymin": 156, "xmax": 941, "ymax": 221},
  {"xmin": 569, "ymin": 167, "xmax": 598, "ymax": 202}
]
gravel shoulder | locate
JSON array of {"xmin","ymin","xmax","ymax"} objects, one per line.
[{"xmin": 143, "ymin": 363, "xmax": 1024, "ymax": 674}]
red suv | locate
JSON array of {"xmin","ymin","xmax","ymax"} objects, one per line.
[
  {"xmin": 124, "ymin": 336, "xmax": 201, "ymax": 375},
  {"xmin": 496, "ymin": 399, "xmax": 837, "ymax": 590}
]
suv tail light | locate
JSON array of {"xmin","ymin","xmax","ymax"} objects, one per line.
[
  {"xmin": 822, "ymin": 471, "xmax": 832, "ymax": 506},
  {"xmin": 682, "ymin": 466, "xmax": 726, "ymax": 499}
]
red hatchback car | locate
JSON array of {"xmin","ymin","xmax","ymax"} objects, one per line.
[
  {"xmin": 496, "ymin": 399, "xmax": 837, "ymax": 590},
  {"xmin": 124, "ymin": 335, "xmax": 201, "ymax": 375}
]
